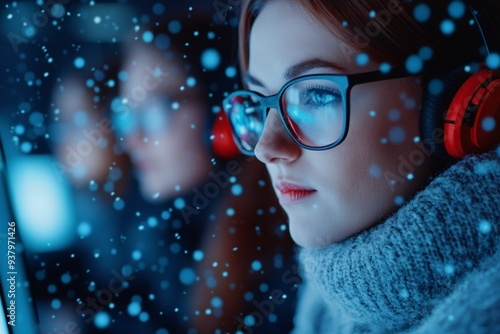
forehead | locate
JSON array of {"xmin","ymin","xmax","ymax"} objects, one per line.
[
  {"xmin": 247, "ymin": 0, "xmax": 364, "ymax": 89},
  {"xmin": 121, "ymin": 45, "xmax": 186, "ymax": 94}
]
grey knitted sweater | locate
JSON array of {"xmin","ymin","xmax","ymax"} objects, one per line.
[{"xmin": 293, "ymin": 150, "xmax": 500, "ymax": 333}]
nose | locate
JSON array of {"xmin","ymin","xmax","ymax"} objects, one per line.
[{"xmin": 254, "ymin": 108, "xmax": 301, "ymax": 164}]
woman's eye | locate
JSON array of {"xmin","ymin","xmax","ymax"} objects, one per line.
[{"xmin": 305, "ymin": 89, "xmax": 341, "ymax": 107}]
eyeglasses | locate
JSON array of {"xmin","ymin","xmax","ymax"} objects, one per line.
[
  {"xmin": 111, "ymin": 95, "xmax": 175, "ymax": 136},
  {"xmin": 223, "ymin": 68, "xmax": 413, "ymax": 156}
]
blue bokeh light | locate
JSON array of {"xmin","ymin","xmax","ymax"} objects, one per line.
[
  {"xmin": 414, "ymin": 4, "xmax": 431, "ymax": 22},
  {"xmin": 440, "ymin": 20, "xmax": 455, "ymax": 35},
  {"xmin": 448, "ymin": 1, "xmax": 466, "ymax": 19}
]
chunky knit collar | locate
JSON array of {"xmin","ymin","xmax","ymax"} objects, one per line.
[{"xmin": 299, "ymin": 150, "xmax": 500, "ymax": 332}]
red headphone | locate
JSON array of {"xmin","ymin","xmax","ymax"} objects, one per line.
[
  {"xmin": 444, "ymin": 68, "xmax": 500, "ymax": 158},
  {"xmin": 211, "ymin": 107, "xmax": 241, "ymax": 160}
]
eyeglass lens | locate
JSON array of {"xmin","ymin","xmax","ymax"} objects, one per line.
[{"xmin": 225, "ymin": 78, "xmax": 345, "ymax": 152}]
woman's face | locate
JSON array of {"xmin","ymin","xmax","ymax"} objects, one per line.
[
  {"xmin": 119, "ymin": 46, "xmax": 210, "ymax": 201},
  {"xmin": 248, "ymin": 0, "xmax": 433, "ymax": 247}
]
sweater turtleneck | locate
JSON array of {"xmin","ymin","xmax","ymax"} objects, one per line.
[{"xmin": 294, "ymin": 149, "xmax": 500, "ymax": 333}]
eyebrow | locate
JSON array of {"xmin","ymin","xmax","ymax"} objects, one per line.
[
  {"xmin": 284, "ymin": 59, "xmax": 346, "ymax": 81},
  {"xmin": 243, "ymin": 58, "xmax": 347, "ymax": 89}
]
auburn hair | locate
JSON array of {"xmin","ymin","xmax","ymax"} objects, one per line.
[{"xmin": 238, "ymin": 0, "xmax": 498, "ymax": 74}]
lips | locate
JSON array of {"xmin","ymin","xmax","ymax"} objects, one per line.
[{"xmin": 275, "ymin": 181, "xmax": 316, "ymax": 204}]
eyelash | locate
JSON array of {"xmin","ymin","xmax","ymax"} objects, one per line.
[{"xmin": 300, "ymin": 85, "xmax": 342, "ymax": 103}]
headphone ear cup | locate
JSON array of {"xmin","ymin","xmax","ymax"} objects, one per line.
[
  {"xmin": 211, "ymin": 109, "xmax": 241, "ymax": 160},
  {"xmin": 420, "ymin": 67, "xmax": 475, "ymax": 160},
  {"xmin": 445, "ymin": 69, "xmax": 500, "ymax": 158}
]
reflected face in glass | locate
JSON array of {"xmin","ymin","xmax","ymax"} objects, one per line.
[
  {"xmin": 118, "ymin": 45, "xmax": 210, "ymax": 201},
  {"xmin": 53, "ymin": 77, "xmax": 115, "ymax": 185},
  {"xmin": 248, "ymin": 0, "xmax": 433, "ymax": 248}
]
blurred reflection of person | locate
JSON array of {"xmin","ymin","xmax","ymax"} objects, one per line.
[{"xmin": 110, "ymin": 12, "xmax": 297, "ymax": 334}]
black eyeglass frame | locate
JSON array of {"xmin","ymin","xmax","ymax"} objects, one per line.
[{"xmin": 223, "ymin": 67, "xmax": 417, "ymax": 156}]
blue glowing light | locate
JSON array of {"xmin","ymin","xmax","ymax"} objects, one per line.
[
  {"xmin": 20, "ymin": 142, "xmax": 32, "ymax": 153},
  {"xmin": 379, "ymin": 62, "xmax": 391, "ymax": 73},
  {"xmin": 251, "ymin": 260, "xmax": 262, "ymax": 271},
  {"xmin": 226, "ymin": 66, "xmax": 237, "ymax": 78},
  {"xmin": 405, "ymin": 55, "xmax": 423, "ymax": 74},
  {"xmin": 128, "ymin": 302, "xmax": 141, "ymax": 316},
  {"xmin": 388, "ymin": 108, "xmax": 401, "ymax": 122},
  {"xmin": 479, "ymin": 220, "xmax": 492, "ymax": 234},
  {"xmin": 388, "ymin": 126, "xmax": 406, "ymax": 144},
  {"xmin": 486, "ymin": 53, "xmax": 500, "ymax": 70},
  {"xmin": 481, "ymin": 116, "xmax": 496, "ymax": 132},
  {"xmin": 142, "ymin": 30, "xmax": 154, "ymax": 43},
  {"xmin": 201, "ymin": 48, "xmax": 221, "ymax": 70},
  {"xmin": 231, "ymin": 184, "xmax": 243, "ymax": 196},
  {"xmin": 51, "ymin": 299, "xmax": 61, "ymax": 310},
  {"xmin": 94, "ymin": 312, "xmax": 111, "ymax": 329},
  {"xmin": 78, "ymin": 221, "xmax": 92, "ymax": 237},
  {"xmin": 179, "ymin": 268, "xmax": 196, "ymax": 285},
  {"xmin": 440, "ymin": 20, "xmax": 455, "ymax": 35},
  {"xmin": 113, "ymin": 197, "xmax": 125, "ymax": 211},
  {"xmin": 369, "ymin": 165, "xmax": 382, "ymax": 178},
  {"xmin": 193, "ymin": 250, "xmax": 204, "ymax": 261},
  {"xmin": 174, "ymin": 197, "xmax": 186, "ymax": 209},
  {"xmin": 414, "ymin": 4, "xmax": 431, "ymax": 22},
  {"xmin": 155, "ymin": 33, "xmax": 170, "ymax": 50},
  {"xmin": 419, "ymin": 46, "xmax": 433, "ymax": 61},
  {"xmin": 168, "ymin": 20, "xmax": 182, "ymax": 34},
  {"xmin": 448, "ymin": 1, "xmax": 466, "ymax": 19},
  {"xmin": 428, "ymin": 79, "xmax": 444, "ymax": 95},
  {"xmin": 356, "ymin": 53, "xmax": 369, "ymax": 67},
  {"xmin": 152, "ymin": 3, "xmax": 165, "ymax": 15},
  {"xmin": 74, "ymin": 57, "xmax": 85, "ymax": 69},
  {"xmin": 211, "ymin": 296, "xmax": 223, "ymax": 308}
]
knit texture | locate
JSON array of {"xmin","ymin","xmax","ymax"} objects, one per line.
[{"xmin": 293, "ymin": 149, "xmax": 500, "ymax": 333}]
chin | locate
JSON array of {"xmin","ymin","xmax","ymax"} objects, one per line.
[
  {"xmin": 288, "ymin": 218, "xmax": 328, "ymax": 248},
  {"xmin": 289, "ymin": 215, "xmax": 351, "ymax": 248}
]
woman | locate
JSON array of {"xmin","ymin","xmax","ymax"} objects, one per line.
[{"xmin": 224, "ymin": 0, "xmax": 500, "ymax": 332}]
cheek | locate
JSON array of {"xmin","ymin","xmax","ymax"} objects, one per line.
[
  {"xmin": 315, "ymin": 81, "xmax": 424, "ymax": 209},
  {"xmin": 350, "ymin": 80, "xmax": 423, "ymax": 169}
]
